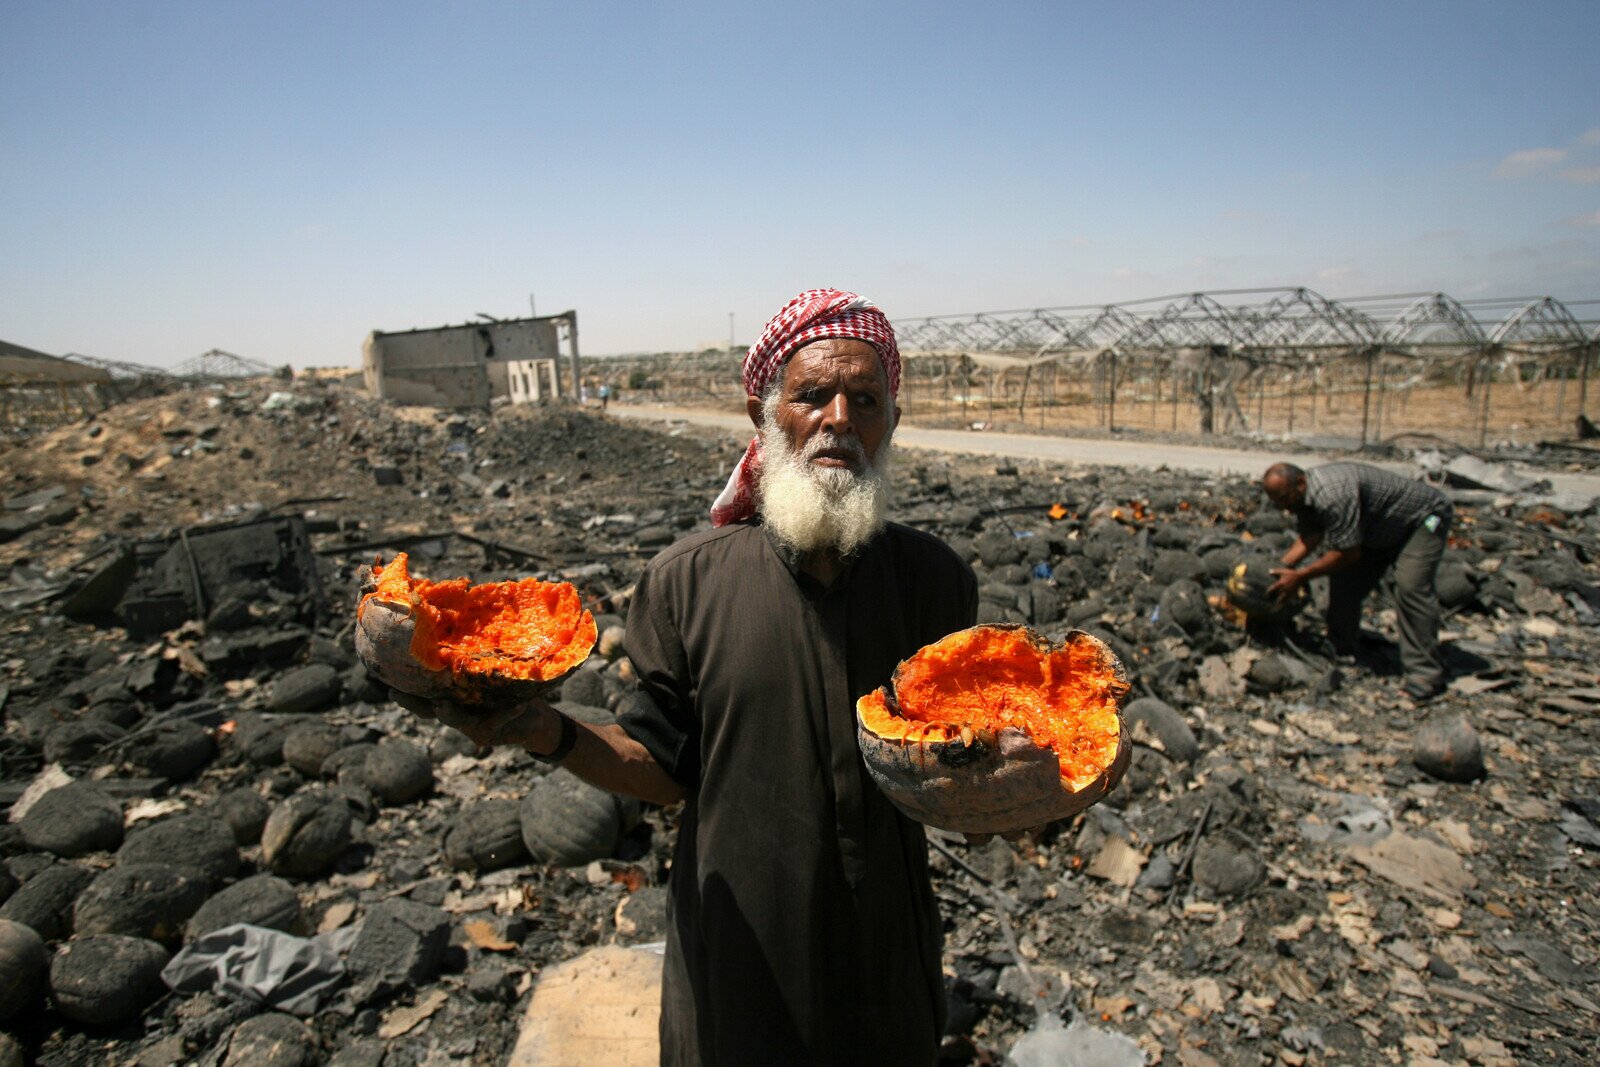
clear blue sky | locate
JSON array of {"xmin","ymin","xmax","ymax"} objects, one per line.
[{"xmin": 3, "ymin": 1, "xmax": 1596, "ymax": 368}]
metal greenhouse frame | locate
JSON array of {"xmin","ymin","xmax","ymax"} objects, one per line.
[{"xmin": 889, "ymin": 289, "xmax": 1599, "ymax": 447}]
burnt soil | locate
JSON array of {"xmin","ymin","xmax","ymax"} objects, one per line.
[{"xmin": 0, "ymin": 376, "xmax": 1597, "ymax": 1066}]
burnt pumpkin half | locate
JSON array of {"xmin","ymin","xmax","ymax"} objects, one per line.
[
  {"xmin": 856, "ymin": 624, "xmax": 1131, "ymax": 835},
  {"xmin": 354, "ymin": 552, "xmax": 596, "ymax": 704}
]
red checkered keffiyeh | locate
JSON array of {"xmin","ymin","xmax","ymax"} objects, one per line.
[{"xmin": 710, "ymin": 289, "xmax": 901, "ymax": 527}]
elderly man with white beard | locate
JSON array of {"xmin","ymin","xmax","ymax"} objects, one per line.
[{"xmin": 401, "ymin": 289, "xmax": 977, "ymax": 1066}]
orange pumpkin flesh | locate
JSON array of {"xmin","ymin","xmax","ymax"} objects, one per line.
[
  {"xmin": 856, "ymin": 625, "xmax": 1130, "ymax": 835},
  {"xmin": 355, "ymin": 552, "xmax": 596, "ymax": 703}
]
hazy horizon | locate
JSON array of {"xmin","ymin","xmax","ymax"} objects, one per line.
[{"xmin": 4, "ymin": 1, "xmax": 1597, "ymax": 369}]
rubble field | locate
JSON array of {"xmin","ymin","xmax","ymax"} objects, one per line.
[{"xmin": 0, "ymin": 376, "xmax": 1597, "ymax": 1066}]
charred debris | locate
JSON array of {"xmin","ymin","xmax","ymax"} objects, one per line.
[{"xmin": 0, "ymin": 376, "xmax": 1597, "ymax": 1066}]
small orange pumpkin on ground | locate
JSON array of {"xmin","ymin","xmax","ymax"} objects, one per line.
[
  {"xmin": 856, "ymin": 624, "xmax": 1130, "ymax": 836},
  {"xmin": 354, "ymin": 553, "xmax": 596, "ymax": 704}
]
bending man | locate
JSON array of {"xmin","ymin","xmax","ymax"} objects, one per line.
[{"xmin": 1262, "ymin": 461, "xmax": 1452, "ymax": 702}]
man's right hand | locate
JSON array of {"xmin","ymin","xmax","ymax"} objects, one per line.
[
  {"xmin": 388, "ymin": 689, "xmax": 562, "ymax": 754},
  {"xmin": 1266, "ymin": 567, "xmax": 1302, "ymax": 603}
]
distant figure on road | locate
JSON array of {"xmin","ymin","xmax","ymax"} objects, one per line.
[
  {"xmin": 597, "ymin": 382, "xmax": 610, "ymax": 411},
  {"xmin": 1261, "ymin": 461, "xmax": 1453, "ymax": 703}
]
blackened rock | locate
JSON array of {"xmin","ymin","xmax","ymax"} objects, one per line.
[
  {"xmin": 1523, "ymin": 554, "xmax": 1588, "ymax": 593},
  {"xmin": 467, "ymin": 958, "xmax": 519, "ymax": 1003},
  {"xmin": 49, "ymin": 934, "xmax": 169, "ymax": 1026},
  {"xmin": 1243, "ymin": 509, "xmax": 1288, "ymax": 535},
  {"xmin": 332, "ymin": 784, "xmax": 378, "ymax": 826},
  {"xmin": 189, "ymin": 875, "xmax": 303, "ymax": 939},
  {"xmin": 1137, "ymin": 852, "xmax": 1176, "ymax": 891},
  {"xmin": 0, "ymin": 865, "xmax": 94, "ymax": 941},
  {"xmin": 1050, "ymin": 559, "xmax": 1086, "ymax": 599},
  {"xmin": 1191, "ymin": 830, "xmax": 1266, "ymax": 897},
  {"xmin": 42, "ymin": 720, "xmax": 126, "ymax": 766},
  {"xmin": 124, "ymin": 719, "xmax": 216, "ymax": 781},
  {"xmin": 519, "ymin": 769, "xmax": 641, "ymax": 868},
  {"xmin": 0, "ymin": 869, "xmax": 14, "ymax": 909},
  {"xmin": 1065, "ymin": 595, "xmax": 1106, "ymax": 627},
  {"xmin": 975, "ymin": 529, "xmax": 1026, "ymax": 568},
  {"xmin": 116, "ymin": 814, "xmax": 240, "ymax": 887},
  {"xmin": 363, "ymin": 741, "xmax": 432, "ymax": 806},
  {"xmin": 1414, "ymin": 715, "xmax": 1486, "ymax": 783},
  {"xmin": 261, "ymin": 791, "xmax": 353, "ymax": 878},
  {"xmin": 429, "ymin": 729, "xmax": 481, "ymax": 763},
  {"xmin": 614, "ymin": 885, "xmax": 669, "ymax": 944},
  {"xmin": 83, "ymin": 697, "xmax": 141, "ymax": 728},
  {"xmin": 557, "ymin": 668, "xmax": 607, "ymax": 709},
  {"xmin": 597, "ymin": 625, "xmax": 627, "ymax": 662},
  {"xmin": 347, "ymin": 899, "xmax": 449, "ymax": 1004},
  {"xmin": 342, "ymin": 663, "xmax": 386, "ymax": 705},
  {"xmin": 306, "ymin": 635, "xmax": 353, "ymax": 671},
  {"xmin": 989, "ymin": 563, "xmax": 1033, "ymax": 586},
  {"xmin": 322, "ymin": 743, "xmax": 375, "ymax": 786},
  {"xmin": 1202, "ymin": 546, "xmax": 1242, "ymax": 581},
  {"xmin": 228, "ymin": 714, "xmax": 289, "ymax": 767},
  {"xmin": 1435, "ymin": 561, "xmax": 1479, "ymax": 611},
  {"xmin": 1156, "ymin": 579, "xmax": 1210, "ymax": 637},
  {"xmin": 2, "ymin": 854, "xmax": 46, "ymax": 886},
  {"xmin": 0, "ymin": 920, "xmax": 46, "ymax": 1021},
  {"xmin": 1024, "ymin": 580, "xmax": 1063, "ymax": 625},
  {"xmin": 1151, "ymin": 549, "xmax": 1207, "ymax": 586},
  {"xmin": 74, "ymin": 863, "xmax": 207, "ymax": 946},
  {"xmin": 212, "ymin": 788, "xmax": 271, "ymax": 845},
  {"xmin": 269, "ymin": 664, "xmax": 343, "ymax": 715},
  {"xmin": 327, "ymin": 1042, "xmax": 387, "ymax": 1067},
  {"xmin": 443, "ymin": 799, "xmax": 530, "ymax": 873},
  {"xmin": 1247, "ymin": 652, "xmax": 1301, "ymax": 692},
  {"xmin": 282, "ymin": 723, "xmax": 343, "ymax": 777},
  {"xmin": 222, "ymin": 1011, "xmax": 318, "ymax": 1067},
  {"xmin": 976, "ymin": 585, "xmax": 1026, "ymax": 625},
  {"xmin": 19, "ymin": 782, "xmax": 123, "ymax": 857},
  {"xmin": 0, "ymin": 1033, "xmax": 22, "ymax": 1067},
  {"xmin": 1124, "ymin": 697, "xmax": 1201, "ymax": 764},
  {"xmin": 205, "ymin": 593, "xmax": 255, "ymax": 632}
]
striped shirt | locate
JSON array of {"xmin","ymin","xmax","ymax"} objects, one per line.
[{"xmin": 1298, "ymin": 462, "xmax": 1450, "ymax": 551}]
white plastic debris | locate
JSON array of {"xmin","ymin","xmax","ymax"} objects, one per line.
[{"xmin": 1007, "ymin": 1015, "xmax": 1146, "ymax": 1067}]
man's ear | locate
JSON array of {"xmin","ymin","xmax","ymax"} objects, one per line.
[
  {"xmin": 892, "ymin": 404, "xmax": 902, "ymax": 432},
  {"xmin": 746, "ymin": 394, "xmax": 764, "ymax": 431}
]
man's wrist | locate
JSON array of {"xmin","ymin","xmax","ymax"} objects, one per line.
[{"xmin": 525, "ymin": 709, "xmax": 577, "ymax": 765}]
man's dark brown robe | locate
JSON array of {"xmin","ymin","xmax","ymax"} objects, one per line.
[{"xmin": 618, "ymin": 520, "xmax": 978, "ymax": 1066}]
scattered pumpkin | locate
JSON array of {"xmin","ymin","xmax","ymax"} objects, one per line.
[
  {"xmin": 1225, "ymin": 557, "xmax": 1308, "ymax": 624},
  {"xmin": 355, "ymin": 552, "xmax": 596, "ymax": 704},
  {"xmin": 856, "ymin": 624, "xmax": 1130, "ymax": 836}
]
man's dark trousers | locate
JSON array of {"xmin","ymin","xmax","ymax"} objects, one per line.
[{"xmin": 1325, "ymin": 515, "xmax": 1450, "ymax": 691}]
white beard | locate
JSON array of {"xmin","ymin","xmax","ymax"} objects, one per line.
[{"xmin": 757, "ymin": 395, "xmax": 893, "ymax": 557}]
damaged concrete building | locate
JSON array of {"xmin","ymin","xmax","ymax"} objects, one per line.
[{"xmin": 362, "ymin": 312, "xmax": 580, "ymax": 408}]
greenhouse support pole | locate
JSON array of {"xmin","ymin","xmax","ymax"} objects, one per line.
[{"xmin": 1359, "ymin": 348, "xmax": 1375, "ymax": 446}]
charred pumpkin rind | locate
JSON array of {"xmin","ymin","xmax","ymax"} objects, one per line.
[
  {"xmin": 354, "ymin": 553, "xmax": 597, "ymax": 705},
  {"xmin": 1225, "ymin": 558, "xmax": 1308, "ymax": 624},
  {"xmin": 856, "ymin": 625, "xmax": 1131, "ymax": 836}
]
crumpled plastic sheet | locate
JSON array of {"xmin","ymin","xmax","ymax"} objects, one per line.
[
  {"xmin": 162, "ymin": 922, "xmax": 360, "ymax": 1016},
  {"xmin": 1007, "ymin": 1016, "xmax": 1145, "ymax": 1067},
  {"xmin": 1297, "ymin": 792, "xmax": 1392, "ymax": 847}
]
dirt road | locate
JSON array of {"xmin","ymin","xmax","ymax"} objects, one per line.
[{"xmin": 610, "ymin": 403, "xmax": 1600, "ymax": 503}]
